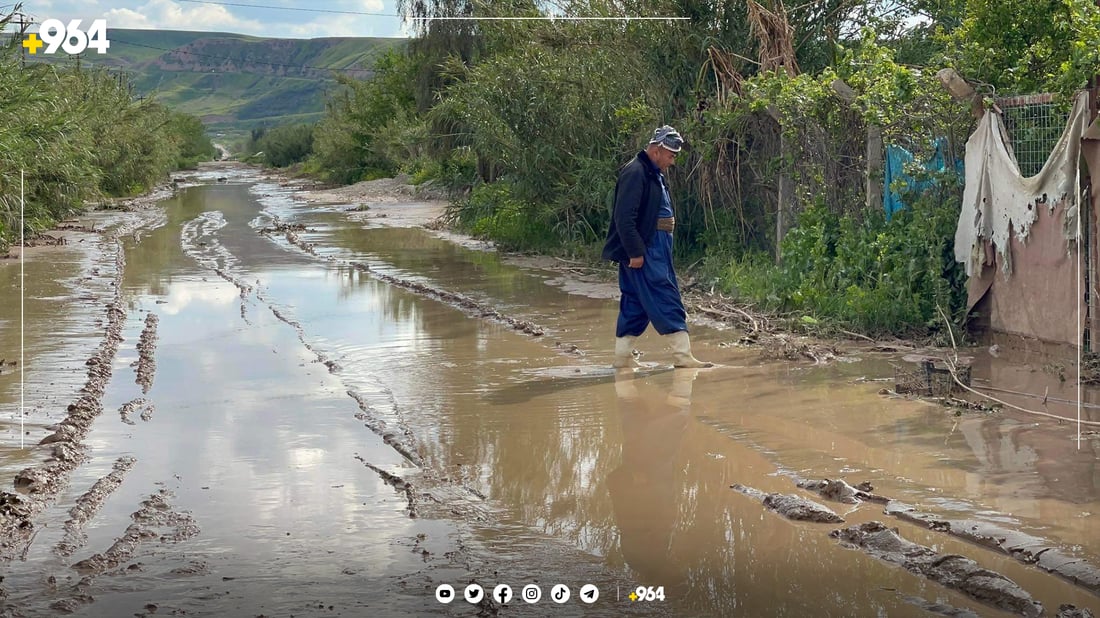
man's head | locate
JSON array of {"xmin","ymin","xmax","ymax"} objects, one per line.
[{"xmin": 645, "ymin": 125, "xmax": 683, "ymax": 171}]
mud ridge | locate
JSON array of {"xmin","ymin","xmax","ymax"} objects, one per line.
[
  {"xmin": 71, "ymin": 488, "xmax": 198, "ymax": 576},
  {"xmin": 133, "ymin": 312, "xmax": 159, "ymax": 393},
  {"xmin": 794, "ymin": 477, "xmax": 890, "ymax": 505},
  {"xmin": 118, "ymin": 397, "xmax": 149, "ymax": 425},
  {"xmin": 730, "ymin": 483, "xmax": 844, "ymax": 523},
  {"xmin": 261, "ymin": 220, "xmax": 550, "ymax": 339},
  {"xmin": 1, "ymin": 231, "xmax": 131, "ymax": 561},
  {"xmin": 355, "ymin": 456, "xmax": 417, "ymax": 517},
  {"xmin": 885, "ymin": 501, "xmax": 1100, "ymax": 597},
  {"xmin": 55, "ymin": 457, "xmax": 137, "ymax": 557},
  {"xmin": 831, "ymin": 521, "xmax": 1044, "ymax": 616},
  {"xmin": 347, "ymin": 390, "xmax": 423, "ymax": 466}
]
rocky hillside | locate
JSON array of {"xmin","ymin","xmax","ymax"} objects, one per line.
[{"xmin": 24, "ymin": 29, "xmax": 404, "ymax": 136}]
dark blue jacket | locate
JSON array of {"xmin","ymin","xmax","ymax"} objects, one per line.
[{"xmin": 601, "ymin": 151, "xmax": 665, "ymax": 263}]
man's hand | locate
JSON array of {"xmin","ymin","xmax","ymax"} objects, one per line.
[{"xmin": 628, "ymin": 256, "xmax": 644, "ymax": 268}]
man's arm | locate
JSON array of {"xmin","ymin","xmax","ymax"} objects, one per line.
[{"xmin": 614, "ymin": 166, "xmax": 647, "ymax": 266}]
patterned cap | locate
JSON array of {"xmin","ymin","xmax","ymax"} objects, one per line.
[{"xmin": 649, "ymin": 125, "xmax": 684, "ymax": 152}]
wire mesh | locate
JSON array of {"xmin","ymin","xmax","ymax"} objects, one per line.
[{"xmin": 996, "ymin": 95, "xmax": 1069, "ymax": 178}]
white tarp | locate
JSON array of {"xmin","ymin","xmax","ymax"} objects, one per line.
[{"xmin": 954, "ymin": 91, "xmax": 1091, "ymax": 277}]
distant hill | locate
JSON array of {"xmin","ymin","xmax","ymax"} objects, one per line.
[{"xmin": 20, "ymin": 28, "xmax": 405, "ymax": 139}]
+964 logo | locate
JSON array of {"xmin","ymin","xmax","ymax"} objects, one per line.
[{"xmin": 24, "ymin": 19, "xmax": 109, "ymax": 55}]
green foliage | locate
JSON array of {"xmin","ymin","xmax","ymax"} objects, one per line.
[
  {"xmin": 308, "ymin": 49, "xmax": 417, "ymax": 184},
  {"xmin": 711, "ymin": 182, "xmax": 967, "ymax": 335},
  {"xmin": 946, "ymin": 0, "xmax": 1100, "ymax": 96},
  {"xmin": 0, "ymin": 9, "xmax": 213, "ymax": 250},
  {"xmin": 452, "ymin": 182, "xmax": 556, "ymax": 251},
  {"xmin": 246, "ymin": 124, "xmax": 315, "ymax": 168},
  {"xmin": 170, "ymin": 112, "xmax": 217, "ymax": 169}
]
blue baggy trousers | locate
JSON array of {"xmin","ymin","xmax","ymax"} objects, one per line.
[{"xmin": 615, "ymin": 229, "xmax": 687, "ymax": 337}]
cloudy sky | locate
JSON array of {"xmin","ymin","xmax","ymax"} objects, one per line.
[{"xmin": 17, "ymin": 0, "xmax": 407, "ymax": 38}]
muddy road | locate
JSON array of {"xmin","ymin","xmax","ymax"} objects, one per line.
[{"xmin": 2, "ymin": 164, "xmax": 1099, "ymax": 617}]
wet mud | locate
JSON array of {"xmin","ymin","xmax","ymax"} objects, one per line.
[
  {"xmin": 55, "ymin": 456, "xmax": 137, "ymax": 557},
  {"xmin": 795, "ymin": 477, "xmax": 891, "ymax": 504},
  {"xmin": 885, "ymin": 500, "xmax": 1100, "ymax": 595},
  {"xmin": 133, "ymin": 312, "xmax": 159, "ymax": 393},
  {"xmin": 831, "ymin": 521, "xmax": 1045, "ymax": 616},
  {"xmin": 0, "ymin": 231, "xmax": 129, "ymax": 560},
  {"xmin": 71, "ymin": 489, "xmax": 198, "ymax": 576},
  {"xmin": 117, "ymin": 397, "xmax": 153, "ymax": 425},
  {"xmin": 2, "ymin": 165, "xmax": 1098, "ymax": 616},
  {"xmin": 262, "ymin": 219, "xmax": 552, "ymax": 339},
  {"xmin": 730, "ymin": 483, "xmax": 845, "ymax": 523}
]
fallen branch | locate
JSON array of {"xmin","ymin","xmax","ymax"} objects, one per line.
[{"xmin": 841, "ymin": 329, "xmax": 875, "ymax": 343}]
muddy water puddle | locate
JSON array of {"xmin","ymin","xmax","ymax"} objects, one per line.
[{"xmin": 1, "ymin": 166, "xmax": 1098, "ymax": 617}]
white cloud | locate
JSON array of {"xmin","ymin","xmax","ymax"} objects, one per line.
[
  {"xmin": 361, "ymin": 0, "xmax": 385, "ymax": 12},
  {"xmin": 102, "ymin": 7, "xmax": 154, "ymax": 29},
  {"xmin": 285, "ymin": 14, "xmax": 382, "ymax": 38},
  {"xmin": 105, "ymin": 0, "xmax": 265, "ymax": 34}
]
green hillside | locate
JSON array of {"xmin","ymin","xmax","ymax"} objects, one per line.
[{"xmin": 21, "ymin": 29, "xmax": 405, "ymax": 140}]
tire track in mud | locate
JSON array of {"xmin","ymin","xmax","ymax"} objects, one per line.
[
  {"xmin": 133, "ymin": 313, "xmax": 159, "ymax": 394},
  {"xmin": 253, "ymin": 217, "xmax": 535, "ymax": 523},
  {"xmin": 54, "ymin": 457, "xmax": 137, "ymax": 557},
  {"xmin": 257, "ymin": 219, "xmax": 552, "ymax": 340},
  {"xmin": 182, "ymin": 213, "xmax": 427, "ymax": 477},
  {"xmin": 48, "ymin": 489, "xmax": 198, "ymax": 615},
  {"xmin": 180, "ymin": 212, "xmax": 253, "ymax": 324},
  {"xmin": 1, "ymin": 229, "xmax": 131, "ymax": 562}
]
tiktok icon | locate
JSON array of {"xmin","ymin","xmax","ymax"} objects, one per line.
[{"xmin": 551, "ymin": 584, "xmax": 570, "ymax": 604}]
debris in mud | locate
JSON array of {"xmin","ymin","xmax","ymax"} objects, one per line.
[
  {"xmin": 134, "ymin": 312, "xmax": 160, "ymax": 393},
  {"xmin": 731, "ymin": 483, "xmax": 844, "ymax": 523},
  {"xmin": 885, "ymin": 501, "xmax": 1100, "ymax": 596},
  {"xmin": 56, "ymin": 457, "xmax": 137, "ymax": 557},
  {"xmin": 830, "ymin": 521, "xmax": 1043, "ymax": 617},
  {"xmin": 54, "ymin": 223, "xmax": 100, "ymax": 233},
  {"xmin": 257, "ymin": 221, "xmax": 309, "ymax": 235},
  {"xmin": 795, "ymin": 478, "xmax": 890, "ymax": 504},
  {"xmin": 758, "ymin": 334, "xmax": 840, "ymax": 364},
  {"xmin": 22, "ymin": 233, "xmax": 67, "ymax": 247},
  {"xmin": 1059, "ymin": 605, "xmax": 1096, "ymax": 618},
  {"xmin": 894, "ymin": 358, "xmax": 970, "ymax": 396}
]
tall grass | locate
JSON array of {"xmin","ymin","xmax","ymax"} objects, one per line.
[{"xmin": 0, "ymin": 10, "xmax": 214, "ymax": 249}]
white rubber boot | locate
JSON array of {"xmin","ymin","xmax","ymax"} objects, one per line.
[
  {"xmin": 612, "ymin": 335, "xmax": 639, "ymax": 368},
  {"xmin": 666, "ymin": 330, "xmax": 712, "ymax": 368}
]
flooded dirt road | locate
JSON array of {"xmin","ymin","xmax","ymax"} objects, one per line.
[{"xmin": 2, "ymin": 164, "xmax": 1099, "ymax": 617}]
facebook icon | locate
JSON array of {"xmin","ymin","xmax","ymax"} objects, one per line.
[{"xmin": 493, "ymin": 584, "xmax": 513, "ymax": 604}]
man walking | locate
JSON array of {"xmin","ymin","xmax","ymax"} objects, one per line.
[{"xmin": 602, "ymin": 125, "xmax": 711, "ymax": 369}]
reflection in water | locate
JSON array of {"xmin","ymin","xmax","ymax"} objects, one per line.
[
  {"xmin": 608, "ymin": 369, "xmax": 696, "ymax": 592},
  {"xmin": 6, "ymin": 175, "xmax": 1100, "ymax": 616}
]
